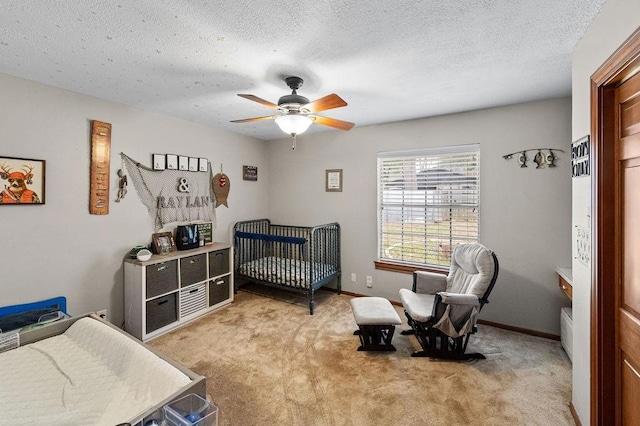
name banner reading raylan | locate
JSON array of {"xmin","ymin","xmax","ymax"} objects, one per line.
[
  {"xmin": 122, "ymin": 153, "xmax": 216, "ymax": 231},
  {"xmin": 571, "ymin": 135, "xmax": 590, "ymax": 178},
  {"xmin": 157, "ymin": 195, "xmax": 211, "ymax": 209}
]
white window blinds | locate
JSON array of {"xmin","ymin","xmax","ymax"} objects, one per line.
[{"xmin": 377, "ymin": 144, "xmax": 480, "ymax": 268}]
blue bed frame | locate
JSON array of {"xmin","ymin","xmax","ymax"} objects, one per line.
[
  {"xmin": 0, "ymin": 297, "xmax": 67, "ymax": 332},
  {"xmin": 0, "ymin": 296, "xmax": 67, "ymax": 317}
]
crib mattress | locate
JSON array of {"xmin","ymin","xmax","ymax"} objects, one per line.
[
  {"xmin": 0, "ymin": 317, "xmax": 191, "ymax": 426},
  {"xmin": 238, "ymin": 256, "xmax": 337, "ymax": 287}
]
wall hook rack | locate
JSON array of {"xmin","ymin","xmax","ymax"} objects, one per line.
[{"xmin": 502, "ymin": 148, "xmax": 565, "ymax": 169}]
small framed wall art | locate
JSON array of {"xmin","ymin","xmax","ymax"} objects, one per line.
[
  {"xmin": 571, "ymin": 135, "xmax": 590, "ymax": 178},
  {"xmin": 199, "ymin": 158, "xmax": 208, "ymax": 172},
  {"xmin": 153, "ymin": 154, "xmax": 166, "ymax": 170},
  {"xmin": 0, "ymin": 156, "xmax": 46, "ymax": 204},
  {"xmin": 189, "ymin": 157, "xmax": 199, "ymax": 172},
  {"xmin": 151, "ymin": 231, "xmax": 176, "ymax": 255},
  {"xmin": 178, "ymin": 156, "xmax": 189, "ymax": 171},
  {"xmin": 243, "ymin": 165, "xmax": 258, "ymax": 181},
  {"xmin": 166, "ymin": 154, "xmax": 178, "ymax": 170},
  {"xmin": 325, "ymin": 169, "xmax": 343, "ymax": 192}
]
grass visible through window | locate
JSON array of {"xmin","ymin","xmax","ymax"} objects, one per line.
[{"xmin": 380, "ymin": 218, "xmax": 478, "ymax": 267}]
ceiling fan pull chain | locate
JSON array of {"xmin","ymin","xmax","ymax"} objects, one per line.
[{"xmin": 292, "ymin": 134, "xmax": 297, "ymax": 150}]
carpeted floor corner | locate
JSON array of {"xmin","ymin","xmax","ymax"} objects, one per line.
[{"xmin": 148, "ymin": 285, "xmax": 573, "ymax": 426}]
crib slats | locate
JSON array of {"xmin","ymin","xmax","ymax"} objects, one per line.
[{"xmin": 233, "ymin": 219, "xmax": 341, "ymax": 314}]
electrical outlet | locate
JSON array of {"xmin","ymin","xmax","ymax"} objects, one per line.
[
  {"xmin": 366, "ymin": 276, "xmax": 373, "ymax": 288},
  {"xmin": 351, "ymin": 273, "xmax": 357, "ymax": 282},
  {"xmin": 97, "ymin": 309, "xmax": 108, "ymax": 321}
]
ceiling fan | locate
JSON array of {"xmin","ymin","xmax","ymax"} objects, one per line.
[{"xmin": 231, "ymin": 76, "xmax": 355, "ymax": 141}]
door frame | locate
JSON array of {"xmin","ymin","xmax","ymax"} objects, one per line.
[{"xmin": 591, "ymin": 27, "xmax": 640, "ymax": 426}]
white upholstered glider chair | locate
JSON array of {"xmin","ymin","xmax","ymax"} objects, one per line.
[{"xmin": 399, "ymin": 243, "xmax": 499, "ymax": 360}]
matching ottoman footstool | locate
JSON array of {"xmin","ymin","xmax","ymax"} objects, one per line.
[{"xmin": 350, "ymin": 297, "xmax": 402, "ymax": 351}]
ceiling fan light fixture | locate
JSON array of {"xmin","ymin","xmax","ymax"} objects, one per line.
[
  {"xmin": 275, "ymin": 114, "xmax": 313, "ymax": 136},
  {"xmin": 233, "ymin": 76, "xmax": 354, "ymax": 136}
]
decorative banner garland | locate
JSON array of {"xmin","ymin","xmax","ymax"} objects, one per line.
[{"xmin": 121, "ymin": 153, "xmax": 216, "ymax": 230}]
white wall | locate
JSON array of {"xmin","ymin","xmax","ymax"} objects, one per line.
[
  {"xmin": 267, "ymin": 97, "xmax": 572, "ymax": 335},
  {"xmin": 571, "ymin": 0, "xmax": 640, "ymax": 423},
  {"xmin": 0, "ymin": 73, "xmax": 269, "ymax": 328},
  {"xmin": 0, "ymin": 71, "xmax": 574, "ymax": 340}
]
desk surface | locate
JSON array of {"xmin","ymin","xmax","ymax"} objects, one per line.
[{"xmin": 556, "ymin": 267, "xmax": 572, "ymax": 285}]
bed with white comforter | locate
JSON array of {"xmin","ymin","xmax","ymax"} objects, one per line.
[{"xmin": 0, "ymin": 316, "xmax": 202, "ymax": 426}]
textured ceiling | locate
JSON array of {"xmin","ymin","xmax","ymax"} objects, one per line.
[{"xmin": 0, "ymin": 0, "xmax": 606, "ymax": 140}]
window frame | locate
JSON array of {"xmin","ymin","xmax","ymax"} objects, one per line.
[{"xmin": 375, "ymin": 144, "xmax": 480, "ymax": 273}]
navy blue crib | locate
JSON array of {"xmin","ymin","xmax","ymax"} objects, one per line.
[{"xmin": 233, "ymin": 219, "xmax": 341, "ymax": 314}]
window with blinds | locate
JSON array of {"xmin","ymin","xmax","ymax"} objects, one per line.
[{"xmin": 377, "ymin": 144, "xmax": 480, "ymax": 269}]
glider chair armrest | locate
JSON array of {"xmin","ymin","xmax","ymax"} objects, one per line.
[
  {"xmin": 437, "ymin": 292, "xmax": 480, "ymax": 306},
  {"xmin": 413, "ymin": 271, "xmax": 447, "ymax": 294},
  {"xmin": 430, "ymin": 293, "xmax": 482, "ymax": 340}
]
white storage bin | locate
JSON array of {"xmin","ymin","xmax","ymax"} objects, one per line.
[
  {"xmin": 560, "ymin": 307, "xmax": 573, "ymax": 362},
  {"xmin": 180, "ymin": 283, "xmax": 207, "ymax": 319}
]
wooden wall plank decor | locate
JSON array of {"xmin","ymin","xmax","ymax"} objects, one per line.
[{"xmin": 90, "ymin": 120, "xmax": 111, "ymax": 215}]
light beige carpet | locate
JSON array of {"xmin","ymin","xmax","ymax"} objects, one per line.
[{"xmin": 149, "ymin": 285, "xmax": 573, "ymax": 426}]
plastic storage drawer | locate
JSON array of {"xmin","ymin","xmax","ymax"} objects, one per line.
[
  {"xmin": 209, "ymin": 276, "xmax": 230, "ymax": 306},
  {"xmin": 146, "ymin": 293, "xmax": 177, "ymax": 333},
  {"xmin": 208, "ymin": 249, "xmax": 230, "ymax": 278},
  {"xmin": 146, "ymin": 260, "xmax": 178, "ymax": 299},
  {"xmin": 180, "ymin": 254, "xmax": 207, "ymax": 287},
  {"xmin": 164, "ymin": 393, "xmax": 218, "ymax": 426}
]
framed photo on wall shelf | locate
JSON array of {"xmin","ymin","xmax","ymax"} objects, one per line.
[
  {"xmin": 153, "ymin": 154, "xmax": 166, "ymax": 170},
  {"xmin": 166, "ymin": 154, "xmax": 178, "ymax": 170},
  {"xmin": 0, "ymin": 156, "xmax": 46, "ymax": 205},
  {"xmin": 151, "ymin": 232, "xmax": 176, "ymax": 255},
  {"xmin": 325, "ymin": 169, "xmax": 343, "ymax": 192}
]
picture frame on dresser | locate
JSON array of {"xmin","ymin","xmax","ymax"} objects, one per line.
[
  {"xmin": 152, "ymin": 232, "xmax": 176, "ymax": 255},
  {"xmin": 197, "ymin": 222, "xmax": 213, "ymax": 245}
]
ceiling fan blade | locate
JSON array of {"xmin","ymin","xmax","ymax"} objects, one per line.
[
  {"xmin": 312, "ymin": 115, "xmax": 355, "ymax": 131},
  {"xmin": 237, "ymin": 94, "xmax": 278, "ymax": 109},
  {"xmin": 303, "ymin": 93, "xmax": 347, "ymax": 113},
  {"xmin": 230, "ymin": 115, "xmax": 277, "ymax": 123}
]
